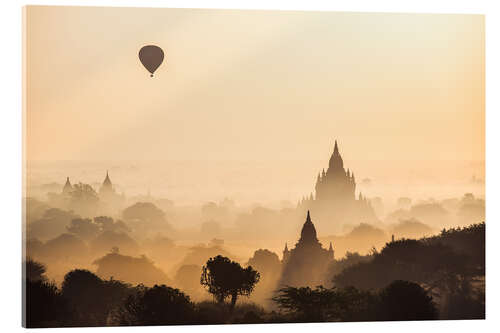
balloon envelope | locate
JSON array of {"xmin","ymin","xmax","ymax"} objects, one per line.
[{"xmin": 139, "ymin": 45, "xmax": 164, "ymax": 77}]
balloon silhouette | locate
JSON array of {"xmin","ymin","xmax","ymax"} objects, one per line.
[{"xmin": 138, "ymin": 45, "xmax": 164, "ymax": 77}]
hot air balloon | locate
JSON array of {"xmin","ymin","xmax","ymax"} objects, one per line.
[{"xmin": 138, "ymin": 45, "xmax": 164, "ymax": 77}]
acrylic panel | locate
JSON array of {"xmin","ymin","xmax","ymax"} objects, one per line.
[{"xmin": 22, "ymin": 5, "xmax": 485, "ymax": 327}]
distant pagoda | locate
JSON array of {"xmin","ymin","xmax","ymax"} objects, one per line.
[
  {"xmin": 62, "ymin": 176, "xmax": 73, "ymax": 194},
  {"xmin": 280, "ymin": 211, "xmax": 334, "ymax": 287},
  {"xmin": 99, "ymin": 170, "xmax": 114, "ymax": 196}
]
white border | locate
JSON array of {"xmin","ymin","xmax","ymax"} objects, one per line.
[{"xmin": 1, "ymin": 1, "xmax": 498, "ymax": 332}]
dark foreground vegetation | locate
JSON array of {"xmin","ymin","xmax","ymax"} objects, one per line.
[
  {"xmin": 333, "ymin": 223, "xmax": 485, "ymax": 320},
  {"xmin": 24, "ymin": 222, "xmax": 485, "ymax": 327}
]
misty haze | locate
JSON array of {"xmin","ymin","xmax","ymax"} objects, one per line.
[{"xmin": 23, "ymin": 6, "xmax": 484, "ymax": 327}]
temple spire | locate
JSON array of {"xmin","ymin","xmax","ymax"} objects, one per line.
[
  {"xmin": 103, "ymin": 170, "xmax": 112, "ymax": 186},
  {"xmin": 62, "ymin": 176, "xmax": 72, "ymax": 194},
  {"xmin": 333, "ymin": 140, "xmax": 339, "ymax": 155},
  {"xmin": 299, "ymin": 210, "xmax": 318, "ymax": 244},
  {"xmin": 328, "ymin": 241, "xmax": 335, "ymax": 259},
  {"xmin": 282, "ymin": 242, "xmax": 291, "ymax": 263},
  {"xmin": 328, "ymin": 139, "xmax": 344, "ymax": 171}
]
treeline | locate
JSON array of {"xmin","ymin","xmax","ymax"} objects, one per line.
[
  {"xmin": 332, "ymin": 222, "xmax": 485, "ymax": 319},
  {"xmin": 25, "ymin": 257, "xmax": 440, "ymax": 327},
  {"xmin": 273, "ymin": 281, "xmax": 437, "ymax": 322}
]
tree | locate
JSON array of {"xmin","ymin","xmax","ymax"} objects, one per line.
[
  {"xmin": 42, "ymin": 233, "xmax": 88, "ymax": 260},
  {"xmin": 122, "ymin": 202, "xmax": 172, "ymax": 233},
  {"xmin": 61, "ymin": 269, "xmax": 131, "ymax": 326},
  {"xmin": 378, "ymin": 280, "xmax": 438, "ymax": 321},
  {"xmin": 27, "ymin": 208, "xmax": 79, "ymax": 241},
  {"xmin": 92, "ymin": 251, "xmax": 170, "ymax": 286},
  {"xmin": 24, "ymin": 259, "xmax": 70, "ymax": 327},
  {"xmin": 89, "ymin": 230, "xmax": 139, "ymax": 256},
  {"xmin": 201, "ymin": 255, "xmax": 260, "ymax": 309},
  {"xmin": 66, "ymin": 218, "xmax": 100, "ymax": 241},
  {"xmin": 122, "ymin": 202, "xmax": 167, "ymax": 224},
  {"xmin": 272, "ymin": 285, "xmax": 377, "ymax": 322},
  {"xmin": 24, "ymin": 258, "xmax": 47, "ymax": 282},
  {"xmin": 117, "ymin": 285, "xmax": 195, "ymax": 325},
  {"xmin": 246, "ymin": 249, "xmax": 282, "ymax": 305},
  {"xmin": 272, "ymin": 286, "xmax": 338, "ymax": 322},
  {"xmin": 273, "ymin": 282, "xmax": 437, "ymax": 322},
  {"xmin": 69, "ymin": 183, "xmax": 99, "ymax": 203},
  {"xmin": 68, "ymin": 183, "xmax": 100, "ymax": 216},
  {"xmin": 25, "ymin": 279, "xmax": 69, "ymax": 327},
  {"xmin": 94, "ymin": 216, "xmax": 130, "ymax": 233},
  {"xmin": 61, "ymin": 269, "xmax": 106, "ymax": 325},
  {"xmin": 247, "ymin": 249, "xmax": 281, "ymax": 277}
]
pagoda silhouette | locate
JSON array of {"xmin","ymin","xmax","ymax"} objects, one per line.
[
  {"xmin": 298, "ymin": 140, "xmax": 377, "ymax": 232},
  {"xmin": 280, "ymin": 211, "xmax": 334, "ymax": 287}
]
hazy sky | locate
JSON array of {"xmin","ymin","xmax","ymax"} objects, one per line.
[{"xmin": 25, "ymin": 6, "xmax": 484, "ymax": 202}]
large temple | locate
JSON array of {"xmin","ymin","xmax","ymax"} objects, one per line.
[
  {"xmin": 298, "ymin": 140, "xmax": 377, "ymax": 232},
  {"xmin": 280, "ymin": 211, "xmax": 334, "ymax": 287}
]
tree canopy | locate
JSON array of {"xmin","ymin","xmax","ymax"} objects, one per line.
[{"xmin": 201, "ymin": 255, "xmax": 260, "ymax": 309}]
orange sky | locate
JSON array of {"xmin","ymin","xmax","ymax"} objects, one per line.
[{"xmin": 24, "ymin": 6, "xmax": 484, "ymax": 203}]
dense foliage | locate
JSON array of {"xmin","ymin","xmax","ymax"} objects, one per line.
[{"xmin": 201, "ymin": 255, "xmax": 260, "ymax": 309}]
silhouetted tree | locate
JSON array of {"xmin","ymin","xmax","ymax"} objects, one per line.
[
  {"xmin": 326, "ymin": 251, "xmax": 372, "ymax": 285},
  {"xmin": 425, "ymin": 222, "xmax": 485, "ymax": 275},
  {"xmin": 61, "ymin": 269, "xmax": 105, "ymax": 325},
  {"xmin": 378, "ymin": 280, "xmax": 438, "ymax": 320},
  {"xmin": 117, "ymin": 285, "xmax": 195, "ymax": 325},
  {"xmin": 24, "ymin": 259, "xmax": 70, "ymax": 327},
  {"xmin": 272, "ymin": 285, "xmax": 377, "ymax": 322},
  {"xmin": 25, "ymin": 279, "xmax": 69, "ymax": 327},
  {"xmin": 201, "ymin": 255, "xmax": 260, "ymax": 309},
  {"xmin": 334, "ymin": 238, "xmax": 469, "ymax": 291},
  {"xmin": 273, "ymin": 281, "xmax": 436, "ymax": 322},
  {"xmin": 60, "ymin": 269, "xmax": 130, "ymax": 326},
  {"xmin": 24, "ymin": 258, "xmax": 47, "ymax": 282},
  {"xmin": 272, "ymin": 285, "xmax": 337, "ymax": 322}
]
